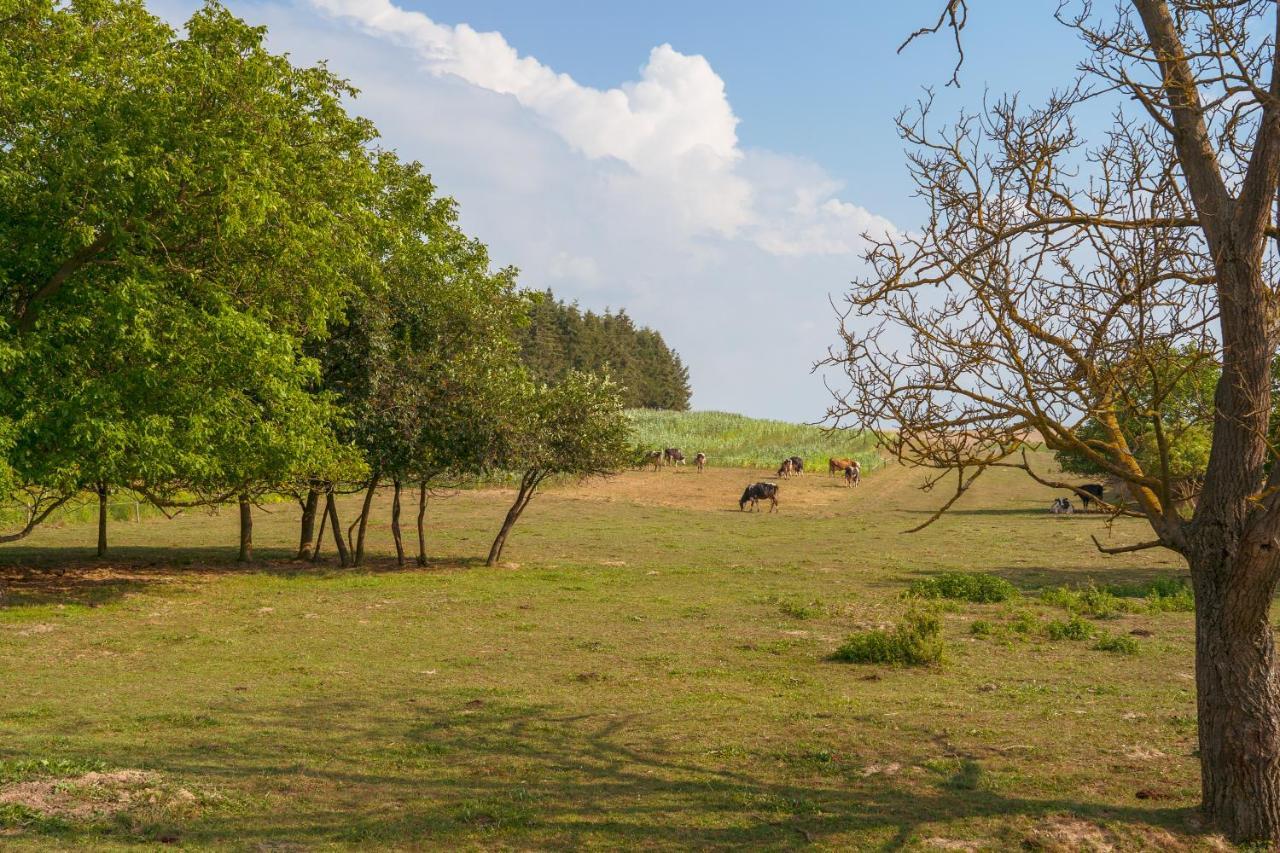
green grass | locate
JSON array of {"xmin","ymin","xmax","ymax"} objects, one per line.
[
  {"xmin": 626, "ymin": 408, "xmax": 880, "ymax": 469},
  {"xmin": 0, "ymin": 452, "xmax": 1221, "ymax": 849}
]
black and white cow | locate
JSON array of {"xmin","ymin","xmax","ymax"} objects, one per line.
[{"xmin": 740, "ymin": 482, "xmax": 780, "ymax": 512}]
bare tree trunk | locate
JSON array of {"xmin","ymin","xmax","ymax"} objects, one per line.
[
  {"xmin": 237, "ymin": 494, "xmax": 252, "ymax": 562},
  {"xmin": 391, "ymin": 479, "xmax": 405, "ymax": 567},
  {"xmin": 1189, "ymin": 253, "xmax": 1280, "ymax": 841},
  {"xmin": 353, "ymin": 474, "xmax": 379, "ymax": 567},
  {"xmin": 416, "ymin": 481, "xmax": 429, "ymax": 567},
  {"xmin": 324, "ymin": 491, "xmax": 349, "ymax": 567},
  {"xmin": 312, "ymin": 491, "xmax": 328, "ymax": 562},
  {"xmin": 96, "ymin": 482, "xmax": 108, "ymax": 558},
  {"xmin": 486, "ymin": 470, "xmax": 539, "ymax": 567},
  {"xmin": 1190, "ymin": 546, "xmax": 1280, "ymax": 840},
  {"xmin": 296, "ymin": 485, "xmax": 320, "ymax": 560}
]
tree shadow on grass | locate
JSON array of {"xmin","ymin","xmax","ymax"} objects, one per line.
[
  {"xmin": 0, "ymin": 549, "xmax": 489, "ymax": 611},
  {"xmin": 15, "ymin": 695, "xmax": 1205, "ymax": 849},
  {"xmin": 990, "ymin": 564, "xmax": 1190, "ymax": 594}
]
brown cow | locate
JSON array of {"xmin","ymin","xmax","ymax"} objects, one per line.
[
  {"xmin": 829, "ymin": 457, "xmax": 854, "ymax": 476},
  {"xmin": 695, "ymin": 452, "xmax": 706, "ymax": 472},
  {"xmin": 777, "ymin": 458, "xmax": 795, "ymax": 479}
]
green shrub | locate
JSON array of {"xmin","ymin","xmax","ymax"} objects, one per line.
[
  {"xmin": 1041, "ymin": 583, "xmax": 1139, "ymax": 618},
  {"xmin": 907, "ymin": 572, "xmax": 1017, "ymax": 604},
  {"xmin": 1143, "ymin": 578, "xmax": 1195, "ymax": 612},
  {"xmin": 1044, "ymin": 614, "xmax": 1094, "ymax": 641},
  {"xmin": 832, "ymin": 610, "xmax": 944, "ymax": 666},
  {"xmin": 1099, "ymin": 575, "xmax": 1195, "ymax": 613},
  {"xmin": 1008, "ymin": 611, "xmax": 1040, "ymax": 635},
  {"xmin": 969, "ymin": 619, "xmax": 994, "ymax": 637},
  {"xmin": 1094, "ymin": 632, "xmax": 1140, "ymax": 655}
]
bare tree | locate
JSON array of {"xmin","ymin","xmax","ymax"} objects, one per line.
[{"xmin": 828, "ymin": 1, "xmax": 1280, "ymax": 841}]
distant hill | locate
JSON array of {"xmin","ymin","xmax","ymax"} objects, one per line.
[
  {"xmin": 626, "ymin": 409, "xmax": 881, "ymax": 470},
  {"xmin": 520, "ymin": 291, "xmax": 691, "ymax": 410}
]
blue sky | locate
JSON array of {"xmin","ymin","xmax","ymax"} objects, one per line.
[
  {"xmin": 155, "ymin": 0, "xmax": 1092, "ymax": 421},
  {"xmin": 405, "ymin": 1, "xmax": 1087, "ymax": 224}
]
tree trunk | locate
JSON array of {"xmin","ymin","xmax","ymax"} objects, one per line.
[
  {"xmin": 96, "ymin": 482, "xmax": 108, "ymax": 558},
  {"xmin": 391, "ymin": 479, "xmax": 405, "ymax": 567},
  {"xmin": 296, "ymin": 486, "xmax": 320, "ymax": 560},
  {"xmin": 353, "ymin": 474, "xmax": 378, "ymax": 567},
  {"xmin": 324, "ymin": 491, "xmax": 349, "ymax": 567},
  {"xmin": 1184, "ymin": 246, "xmax": 1280, "ymax": 842},
  {"xmin": 1188, "ymin": 541, "xmax": 1280, "ymax": 840},
  {"xmin": 237, "ymin": 494, "xmax": 253, "ymax": 562},
  {"xmin": 486, "ymin": 471, "xmax": 539, "ymax": 567},
  {"xmin": 416, "ymin": 481, "xmax": 429, "ymax": 567},
  {"xmin": 312, "ymin": 493, "xmax": 327, "ymax": 562}
]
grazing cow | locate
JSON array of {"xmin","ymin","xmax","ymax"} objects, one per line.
[
  {"xmin": 777, "ymin": 458, "xmax": 795, "ymax": 479},
  {"xmin": 643, "ymin": 449, "xmax": 663, "ymax": 471},
  {"xmin": 789, "ymin": 456, "xmax": 805, "ymax": 476},
  {"xmin": 739, "ymin": 482, "xmax": 779, "ymax": 512},
  {"xmin": 664, "ymin": 447, "xmax": 686, "ymax": 466},
  {"xmin": 1050, "ymin": 497, "xmax": 1074, "ymax": 514},
  {"xmin": 695, "ymin": 452, "xmax": 707, "ymax": 473},
  {"xmin": 829, "ymin": 457, "xmax": 853, "ymax": 476},
  {"xmin": 844, "ymin": 461, "xmax": 861, "ymax": 487},
  {"xmin": 1078, "ymin": 483, "xmax": 1105, "ymax": 510}
]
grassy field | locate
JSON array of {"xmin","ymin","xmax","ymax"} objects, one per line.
[
  {"xmin": 0, "ymin": 453, "xmax": 1233, "ymax": 850},
  {"xmin": 626, "ymin": 409, "xmax": 880, "ymax": 470}
]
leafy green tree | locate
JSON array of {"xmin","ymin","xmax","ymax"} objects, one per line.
[
  {"xmin": 1054, "ymin": 345, "xmax": 1217, "ymax": 501},
  {"xmin": 486, "ymin": 372, "xmax": 631, "ymax": 567},
  {"xmin": 0, "ymin": 0, "xmax": 380, "ymax": 549},
  {"xmin": 312, "ymin": 154, "xmax": 528, "ymax": 566}
]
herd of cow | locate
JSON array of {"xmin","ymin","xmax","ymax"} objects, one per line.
[
  {"xmin": 642, "ymin": 447, "xmax": 1108, "ymax": 515},
  {"xmin": 639, "ymin": 448, "xmax": 862, "ymax": 512}
]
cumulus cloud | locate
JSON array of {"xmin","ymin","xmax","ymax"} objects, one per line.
[
  {"xmin": 306, "ymin": 0, "xmax": 890, "ymax": 254},
  {"xmin": 150, "ymin": 0, "xmax": 894, "ymax": 419}
]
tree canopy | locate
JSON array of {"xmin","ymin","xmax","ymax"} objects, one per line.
[
  {"xmin": 519, "ymin": 291, "xmax": 691, "ymax": 411},
  {"xmin": 0, "ymin": 0, "xmax": 643, "ymax": 577}
]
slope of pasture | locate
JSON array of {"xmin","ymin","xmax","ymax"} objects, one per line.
[
  {"xmin": 0, "ymin": 458, "xmax": 1224, "ymax": 850},
  {"xmin": 626, "ymin": 408, "xmax": 879, "ymax": 470}
]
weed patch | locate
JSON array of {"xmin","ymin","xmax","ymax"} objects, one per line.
[
  {"xmin": 1094, "ymin": 632, "xmax": 1140, "ymax": 655},
  {"xmin": 907, "ymin": 572, "xmax": 1017, "ymax": 603},
  {"xmin": 832, "ymin": 610, "xmax": 944, "ymax": 666},
  {"xmin": 1044, "ymin": 615, "xmax": 1094, "ymax": 641}
]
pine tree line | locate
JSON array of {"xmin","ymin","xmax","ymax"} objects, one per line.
[{"xmin": 519, "ymin": 291, "xmax": 691, "ymax": 410}]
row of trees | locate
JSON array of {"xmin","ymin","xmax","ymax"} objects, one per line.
[
  {"xmin": 0, "ymin": 0, "xmax": 631, "ymax": 567},
  {"xmin": 519, "ymin": 291, "xmax": 692, "ymax": 410}
]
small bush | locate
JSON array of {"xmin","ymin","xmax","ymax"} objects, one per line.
[
  {"xmin": 778, "ymin": 599, "xmax": 821, "ymax": 620},
  {"xmin": 832, "ymin": 610, "xmax": 944, "ymax": 666},
  {"xmin": 969, "ymin": 619, "xmax": 994, "ymax": 637},
  {"xmin": 1101, "ymin": 575, "xmax": 1195, "ymax": 613},
  {"xmin": 1143, "ymin": 578, "xmax": 1195, "ymax": 612},
  {"xmin": 907, "ymin": 572, "xmax": 1017, "ymax": 603},
  {"xmin": 1041, "ymin": 583, "xmax": 1138, "ymax": 618},
  {"xmin": 1094, "ymin": 632, "xmax": 1140, "ymax": 655},
  {"xmin": 1044, "ymin": 614, "xmax": 1094, "ymax": 641},
  {"xmin": 1009, "ymin": 611, "xmax": 1040, "ymax": 634}
]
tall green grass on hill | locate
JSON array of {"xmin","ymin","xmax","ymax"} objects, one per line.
[{"xmin": 626, "ymin": 409, "xmax": 881, "ymax": 470}]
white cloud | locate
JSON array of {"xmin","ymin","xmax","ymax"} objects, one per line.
[
  {"xmin": 150, "ymin": 0, "xmax": 895, "ymax": 419},
  {"xmin": 305, "ymin": 0, "xmax": 891, "ymax": 255}
]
